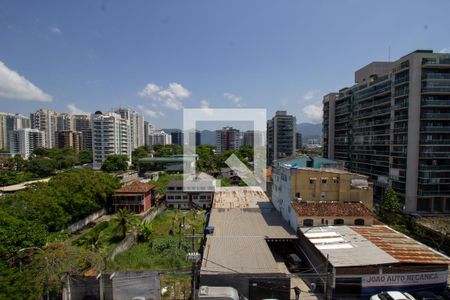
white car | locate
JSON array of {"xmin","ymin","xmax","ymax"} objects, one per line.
[{"xmin": 370, "ymin": 291, "xmax": 416, "ymax": 300}]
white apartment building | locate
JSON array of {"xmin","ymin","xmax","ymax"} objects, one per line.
[
  {"xmin": 115, "ymin": 108, "xmax": 145, "ymax": 149},
  {"xmin": 9, "ymin": 128, "xmax": 45, "ymax": 159},
  {"xmin": 148, "ymin": 130, "xmax": 172, "ymax": 147},
  {"xmin": 0, "ymin": 113, "xmax": 30, "ymax": 150},
  {"xmin": 92, "ymin": 111, "xmax": 132, "ymax": 169}
]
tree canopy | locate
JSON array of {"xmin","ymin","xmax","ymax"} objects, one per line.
[{"xmin": 101, "ymin": 154, "xmax": 129, "ymax": 172}]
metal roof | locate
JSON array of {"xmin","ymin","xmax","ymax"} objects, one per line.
[
  {"xmin": 300, "ymin": 226, "xmax": 398, "ymax": 267},
  {"xmin": 352, "ymin": 226, "xmax": 450, "ymax": 265},
  {"xmin": 300, "ymin": 225, "xmax": 450, "ymax": 268},
  {"xmin": 212, "ymin": 186, "xmax": 270, "ymax": 209},
  {"xmin": 201, "ymin": 187, "xmax": 296, "ymax": 275}
]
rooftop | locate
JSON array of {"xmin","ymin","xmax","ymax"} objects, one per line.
[
  {"xmin": 201, "ymin": 187, "xmax": 296, "ymax": 275},
  {"xmin": 292, "ymin": 202, "xmax": 373, "ymax": 217},
  {"xmin": 115, "ymin": 180, "xmax": 155, "ymax": 194},
  {"xmin": 299, "ymin": 225, "xmax": 450, "ymax": 268},
  {"xmin": 352, "ymin": 226, "xmax": 450, "ymax": 264},
  {"xmin": 212, "ymin": 186, "xmax": 270, "ymax": 209}
]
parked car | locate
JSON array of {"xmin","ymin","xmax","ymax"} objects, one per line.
[
  {"xmin": 371, "ymin": 291, "xmax": 416, "ymax": 300},
  {"xmin": 286, "ymin": 253, "xmax": 302, "ymax": 273},
  {"xmin": 198, "ymin": 286, "xmax": 248, "ymax": 300}
]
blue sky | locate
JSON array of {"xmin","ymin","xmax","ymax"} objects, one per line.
[{"xmin": 1, "ymin": 0, "xmax": 450, "ymax": 128}]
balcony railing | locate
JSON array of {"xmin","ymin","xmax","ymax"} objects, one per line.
[
  {"xmin": 420, "ymin": 139, "xmax": 450, "ymax": 145},
  {"xmin": 421, "ymin": 112, "xmax": 450, "ymax": 119},
  {"xmin": 421, "ymin": 99, "xmax": 450, "ymax": 106},
  {"xmin": 420, "ymin": 126, "xmax": 450, "ymax": 132}
]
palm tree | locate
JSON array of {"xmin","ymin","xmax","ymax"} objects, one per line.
[{"xmin": 115, "ymin": 208, "xmax": 138, "ymax": 239}]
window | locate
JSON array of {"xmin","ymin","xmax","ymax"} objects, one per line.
[
  {"xmin": 354, "ymin": 219, "xmax": 365, "ymax": 226},
  {"xmin": 303, "ymin": 219, "xmax": 314, "ymax": 227},
  {"xmin": 333, "ymin": 219, "xmax": 344, "ymax": 225},
  {"xmin": 321, "ymin": 192, "xmax": 328, "ymax": 199},
  {"xmin": 321, "ymin": 178, "xmax": 327, "ymax": 184},
  {"xmin": 333, "ymin": 177, "xmax": 339, "ymax": 184},
  {"xmin": 295, "ymin": 192, "xmax": 301, "ymax": 198},
  {"xmin": 309, "ymin": 178, "xmax": 316, "ymax": 185},
  {"xmin": 321, "ymin": 218, "xmax": 324, "ymax": 224}
]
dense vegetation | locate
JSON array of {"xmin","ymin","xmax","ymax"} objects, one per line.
[
  {"xmin": 108, "ymin": 209, "xmax": 205, "ymax": 271},
  {"xmin": 0, "ymin": 169, "xmax": 120, "ymax": 299},
  {"xmin": 0, "ymin": 147, "xmax": 93, "ymax": 186}
]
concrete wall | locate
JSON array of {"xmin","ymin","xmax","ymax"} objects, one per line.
[
  {"xmin": 67, "ymin": 208, "xmax": 106, "ymax": 233},
  {"xmin": 297, "ymin": 215, "xmax": 372, "ymax": 227}
]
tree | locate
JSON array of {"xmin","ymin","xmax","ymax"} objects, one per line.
[
  {"xmin": 79, "ymin": 150, "xmax": 93, "ymax": 164},
  {"xmin": 115, "ymin": 208, "xmax": 139, "ymax": 238},
  {"xmin": 101, "ymin": 154, "xmax": 129, "ymax": 172},
  {"xmin": 196, "ymin": 145, "xmax": 217, "ymax": 172},
  {"xmin": 132, "ymin": 146, "xmax": 149, "ymax": 167},
  {"xmin": 26, "ymin": 158, "xmax": 57, "ymax": 177},
  {"xmin": 152, "ymin": 144, "xmax": 182, "ymax": 157},
  {"xmin": 138, "ymin": 222, "xmax": 154, "ymax": 242},
  {"xmin": 378, "ymin": 188, "xmax": 402, "ymax": 223}
]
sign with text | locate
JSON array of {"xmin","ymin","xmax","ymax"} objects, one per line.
[{"xmin": 362, "ymin": 271, "xmax": 448, "ymax": 288}]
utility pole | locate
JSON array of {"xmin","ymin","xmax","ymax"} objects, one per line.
[{"xmin": 192, "ymin": 228, "xmax": 196, "ymax": 300}]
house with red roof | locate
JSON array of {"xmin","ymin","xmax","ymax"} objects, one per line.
[{"xmin": 112, "ymin": 180, "xmax": 156, "ymax": 213}]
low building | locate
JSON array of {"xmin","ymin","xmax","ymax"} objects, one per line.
[
  {"xmin": 292, "ymin": 201, "xmax": 374, "ymax": 228},
  {"xmin": 297, "ymin": 225, "xmax": 450, "ymax": 298},
  {"xmin": 166, "ymin": 173, "xmax": 216, "ymax": 209},
  {"xmin": 200, "ymin": 187, "xmax": 296, "ymax": 300},
  {"xmin": 113, "ymin": 180, "xmax": 156, "ymax": 213},
  {"xmin": 272, "ymin": 161, "xmax": 373, "ymax": 229}
]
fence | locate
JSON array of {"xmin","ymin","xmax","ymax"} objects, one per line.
[
  {"xmin": 67, "ymin": 208, "xmax": 106, "ymax": 233},
  {"xmin": 108, "ymin": 204, "xmax": 166, "ymax": 261}
]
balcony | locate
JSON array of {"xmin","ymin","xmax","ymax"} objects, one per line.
[
  {"xmin": 421, "ymin": 99, "xmax": 450, "ymax": 106},
  {"xmin": 422, "ymin": 73, "xmax": 450, "ymax": 80},
  {"xmin": 394, "ymin": 76, "xmax": 409, "ymax": 85},
  {"xmin": 420, "ymin": 152, "xmax": 450, "ymax": 158},
  {"xmin": 421, "ymin": 112, "xmax": 450, "ymax": 119},
  {"xmin": 420, "ymin": 126, "xmax": 450, "ymax": 132},
  {"xmin": 420, "ymin": 139, "xmax": 450, "ymax": 145}
]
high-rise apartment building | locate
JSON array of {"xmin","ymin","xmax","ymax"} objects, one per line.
[
  {"xmin": 323, "ymin": 50, "xmax": 450, "ymax": 213},
  {"xmin": 267, "ymin": 111, "xmax": 297, "ymax": 165},
  {"xmin": 144, "ymin": 122, "xmax": 156, "ymax": 146},
  {"xmin": 92, "ymin": 111, "xmax": 131, "ymax": 169},
  {"xmin": 72, "ymin": 115, "xmax": 92, "ymax": 151},
  {"xmin": 148, "ymin": 130, "xmax": 172, "ymax": 147},
  {"xmin": 57, "ymin": 113, "xmax": 73, "ymax": 131},
  {"xmin": 9, "ymin": 128, "xmax": 45, "ymax": 159},
  {"xmin": 171, "ymin": 129, "xmax": 201, "ymax": 147},
  {"xmin": 243, "ymin": 130, "xmax": 265, "ymax": 148},
  {"xmin": 0, "ymin": 113, "xmax": 30, "ymax": 150},
  {"xmin": 55, "ymin": 130, "xmax": 82, "ymax": 152},
  {"xmin": 30, "ymin": 109, "xmax": 59, "ymax": 148},
  {"xmin": 215, "ymin": 127, "xmax": 240, "ymax": 154},
  {"xmin": 115, "ymin": 108, "xmax": 145, "ymax": 150}
]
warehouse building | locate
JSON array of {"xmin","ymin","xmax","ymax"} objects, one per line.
[
  {"xmin": 200, "ymin": 187, "xmax": 297, "ymax": 300},
  {"xmin": 297, "ymin": 225, "xmax": 450, "ymax": 299}
]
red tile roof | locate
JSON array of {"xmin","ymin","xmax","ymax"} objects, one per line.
[
  {"xmin": 115, "ymin": 180, "xmax": 155, "ymax": 194},
  {"xmin": 352, "ymin": 226, "xmax": 450, "ymax": 264},
  {"xmin": 292, "ymin": 202, "xmax": 373, "ymax": 217}
]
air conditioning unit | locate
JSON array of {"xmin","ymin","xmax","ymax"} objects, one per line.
[{"xmin": 296, "ymin": 197, "xmax": 302, "ymax": 203}]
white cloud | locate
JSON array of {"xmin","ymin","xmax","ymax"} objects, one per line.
[
  {"xmin": 200, "ymin": 100, "xmax": 210, "ymax": 108},
  {"xmin": 67, "ymin": 104, "xmax": 88, "ymax": 115},
  {"xmin": 439, "ymin": 47, "xmax": 450, "ymax": 53},
  {"xmin": 224, "ymin": 92, "xmax": 242, "ymax": 104},
  {"xmin": 49, "ymin": 26, "xmax": 61, "ymax": 34},
  {"xmin": 137, "ymin": 105, "xmax": 164, "ymax": 118},
  {"xmin": 138, "ymin": 82, "xmax": 191, "ymax": 110},
  {"xmin": 0, "ymin": 61, "xmax": 52, "ymax": 102},
  {"xmin": 302, "ymin": 103, "xmax": 323, "ymax": 123},
  {"xmin": 302, "ymin": 90, "xmax": 320, "ymax": 101}
]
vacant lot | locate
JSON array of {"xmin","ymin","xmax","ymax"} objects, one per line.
[{"xmin": 108, "ymin": 209, "xmax": 206, "ymax": 271}]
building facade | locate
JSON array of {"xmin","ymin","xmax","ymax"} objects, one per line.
[
  {"xmin": 267, "ymin": 111, "xmax": 297, "ymax": 165},
  {"xmin": 323, "ymin": 50, "xmax": 450, "ymax": 213},
  {"xmin": 55, "ymin": 130, "xmax": 82, "ymax": 152},
  {"xmin": 215, "ymin": 127, "xmax": 240, "ymax": 154},
  {"xmin": 30, "ymin": 109, "xmax": 59, "ymax": 148},
  {"xmin": 272, "ymin": 158, "xmax": 373, "ymax": 230},
  {"xmin": 113, "ymin": 180, "xmax": 155, "ymax": 213},
  {"xmin": 9, "ymin": 128, "xmax": 45, "ymax": 159},
  {"xmin": 92, "ymin": 111, "xmax": 132, "ymax": 169},
  {"xmin": 148, "ymin": 130, "xmax": 172, "ymax": 147},
  {"xmin": 115, "ymin": 108, "xmax": 145, "ymax": 150},
  {"xmin": 0, "ymin": 113, "xmax": 30, "ymax": 150}
]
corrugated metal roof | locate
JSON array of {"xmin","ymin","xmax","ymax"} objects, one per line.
[
  {"xmin": 212, "ymin": 187, "xmax": 270, "ymax": 209},
  {"xmin": 352, "ymin": 226, "xmax": 450, "ymax": 264}
]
